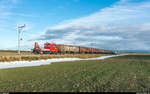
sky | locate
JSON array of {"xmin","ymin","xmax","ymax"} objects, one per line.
[{"xmin": 0, "ymin": 0, "xmax": 150, "ymax": 51}]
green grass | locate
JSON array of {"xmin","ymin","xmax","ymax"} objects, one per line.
[
  {"xmin": 0, "ymin": 55, "xmax": 150, "ymax": 92},
  {"xmin": 120, "ymin": 53, "xmax": 150, "ymax": 55}
]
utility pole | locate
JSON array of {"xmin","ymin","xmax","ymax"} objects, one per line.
[{"xmin": 18, "ymin": 24, "xmax": 26, "ymax": 55}]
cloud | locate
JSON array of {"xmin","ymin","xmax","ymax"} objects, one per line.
[
  {"xmin": 0, "ymin": 0, "xmax": 21, "ymax": 19},
  {"xmin": 0, "ymin": 0, "xmax": 34, "ymax": 33},
  {"xmin": 30, "ymin": 0, "xmax": 150, "ymax": 50},
  {"xmin": 0, "ymin": 0, "xmax": 17, "ymax": 33}
]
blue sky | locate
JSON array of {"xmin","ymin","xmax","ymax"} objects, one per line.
[{"xmin": 0, "ymin": 0, "xmax": 150, "ymax": 50}]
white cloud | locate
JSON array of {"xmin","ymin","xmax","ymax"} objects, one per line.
[{"xmin": 27, "ymin": 0, "xmax": 150, "ymax": 50}]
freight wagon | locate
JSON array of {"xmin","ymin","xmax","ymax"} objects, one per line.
[{"xmin": 59, "ymin": 44, "xmax": 79, "ymax": 54}]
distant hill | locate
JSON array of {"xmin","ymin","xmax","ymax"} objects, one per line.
[{"xmin": 115, "ymin": 50, "xmax": 150, "ymax": 53}]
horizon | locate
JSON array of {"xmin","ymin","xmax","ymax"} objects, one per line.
[
  {"xmin": 1, "ymin": 49, "xmax": 150, "ymax": 53},
  {"xmin": 0, "ymin": 0, "xmax": 150, "ymax": 51}
]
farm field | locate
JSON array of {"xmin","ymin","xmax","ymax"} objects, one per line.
[
  {"xmin": 0, "ymin": 55, "xmax": 150, "ymax": 92},
  {"xmin": 120, "ymin": 53, "xmax": 150, "ymax": 55},
  {"xmin": 0, "ymin": 50, "xmax": 33, "ymax": 55}
]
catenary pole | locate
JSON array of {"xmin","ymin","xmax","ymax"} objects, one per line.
[
  {"xmin": 18, "ymin": 24, "xmax": 25, "ymax": 55},
  {"xmin": 18, "ymin": 25, "xmax": 20, "ymax": 54}
]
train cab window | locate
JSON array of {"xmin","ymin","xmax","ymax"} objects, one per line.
[
  {"xmin": 52, "ymin": 44, "xmax": 56, "ymax": 47},
  {"xmin": 44, "ymin": 44, "xmax": 48, "ymax": 47}
]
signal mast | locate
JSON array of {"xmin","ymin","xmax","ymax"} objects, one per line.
[{"xmin": 18, "ymin": 24, "xmax": 26, "ymax": 55}]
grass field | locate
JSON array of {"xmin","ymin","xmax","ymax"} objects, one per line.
[
  {"xmin": 120, "ymin": 53, "xmax": 150, "ymax": 55},
  {"xmin": 0, "ymin": 51, "xmax": 32, "ymax": 55},
  {"xmin": 0, "ymin": 55, "xmax": 150, "ymax": 92}
]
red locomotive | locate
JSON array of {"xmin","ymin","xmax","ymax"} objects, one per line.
[
  {"xmin": 33, "ymin": 42, "xmax": 59, "ymax": 54},
  {"xmin": 44, "ymin": 42, "xmax": 59, "ymax": 54}
]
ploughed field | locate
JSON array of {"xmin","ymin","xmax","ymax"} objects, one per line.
[{"xmin": 0, "ymin": 55, "xmax": 150, "ymax": 92}]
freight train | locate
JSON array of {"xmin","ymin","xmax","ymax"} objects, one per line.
[{"xmin": 33, "ymin": 42, "xmax": 115, "ymax": 54}]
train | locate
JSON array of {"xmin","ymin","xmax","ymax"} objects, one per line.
[{"xmin": 33, "ymin": 42, "xmax": 116, "ymax": 54}]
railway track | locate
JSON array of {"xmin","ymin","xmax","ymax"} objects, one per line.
[
  {"xmin": 0, "ymin": 54, "xmax": 108, "ymax": 57},
  {"xmin": 0, "ymin": 54, "xmax": 69, "ymax": 57}
]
